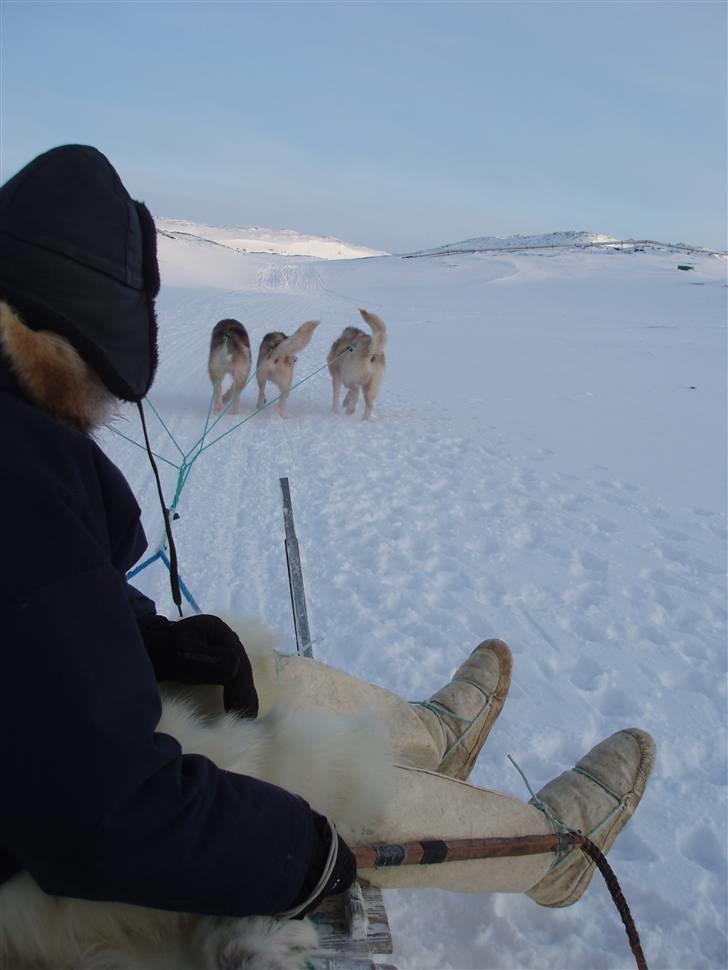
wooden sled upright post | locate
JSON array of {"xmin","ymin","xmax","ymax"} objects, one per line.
[{"xmin": 279, "ymin": 477, "xmax": 397, "ymax": 970}]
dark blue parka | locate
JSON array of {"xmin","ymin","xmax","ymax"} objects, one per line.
[{"xmin": 0, "ymin": 354, "xmax": 315, "ymax": 915}]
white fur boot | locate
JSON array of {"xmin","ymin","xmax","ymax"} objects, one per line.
[
  {"xmin": 409, "ymin": 639, "xmax": 512, "ymax": 780},
  {"xmin": 356, "ymin": 729, "xmax": 655, "ymax": 906}
]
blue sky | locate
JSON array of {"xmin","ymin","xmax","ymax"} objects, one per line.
[{"xmin": 1, "ymin": 1, "xmax": 725, "ymax": 252}]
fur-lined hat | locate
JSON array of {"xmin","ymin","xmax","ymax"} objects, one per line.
[{"xmin": 0, "ymin": 144, "xmax": 159, "ymax": 401}]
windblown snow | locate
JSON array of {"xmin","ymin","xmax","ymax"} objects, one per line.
[{"xmin": 99, "ymin": 225, "xmax": 727, "ymax": 970}]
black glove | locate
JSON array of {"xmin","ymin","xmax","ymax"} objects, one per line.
[
  {"xmin": 282, "ymin": 810, "xmax": 357, "ymax": 919},
  {"xmin": 138, "ymin": 613, "xmax": 258, "ymax": 718}
]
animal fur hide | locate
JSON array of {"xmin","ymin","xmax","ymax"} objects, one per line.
[{"xmin": 0, "ymin": 302, "xmax": 113, "ymax": 435}]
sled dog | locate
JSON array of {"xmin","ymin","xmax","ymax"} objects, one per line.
[
  {"xmin": 0, "ymin": 620, "xmax": 393, "ymax": 970},
  {"xmin": 208, "ymin": 319, "xmax": 251, "ymax": 415},
  {"xmin": 327, "ymin": 309, "xmax": 387, "ymax": 420},
  {"xmin": 255, "ymin": 320, "xmax": 319, "ymax": 418}
]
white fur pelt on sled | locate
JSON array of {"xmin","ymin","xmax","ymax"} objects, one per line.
[{"xmin": 0, "ymin": 620, "xmax": 395, "ymax": 970}]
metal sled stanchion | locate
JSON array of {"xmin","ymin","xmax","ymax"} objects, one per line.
[{"xmin": 280, "ymin": 477, "xmax": 313, "ymax": 657}]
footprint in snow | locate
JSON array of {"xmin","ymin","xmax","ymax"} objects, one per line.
[
  {"xmin": 594, "ymin": 685, "xmax": 635, "ymax": 717},
  {"xmin": 662, "ymin": 528, "xmax": 690, "ymax": 542},
  {"xmin": 565, "ymin": 616, "xmax": 602, "ymax": 643},
  {"xmin": 611, "ymin": 826, "xmax": 659, "ymax": 864},
  {"xmin": 570, "ymin": 659, "xmax": 608, "ymax": 693},
  {"xmin": 680, "ymin": 824, "xmax": 728, "ymax": 877},
  {"xmin": 570, "ymin": 549, "xmax": 609, "ymax": 577},
  {"xmin": 638, "ymin": 624, "xmax": 668, "ymax": 646}
]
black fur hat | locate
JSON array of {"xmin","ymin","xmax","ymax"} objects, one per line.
[{"xmin": 0, "ymin": 145, "xmax": 159, "ymax": 401}]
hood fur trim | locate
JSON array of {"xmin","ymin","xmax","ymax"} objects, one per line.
[{"xmin": 0, "ymin": 301, "xmax": 112, "ymax": 434}]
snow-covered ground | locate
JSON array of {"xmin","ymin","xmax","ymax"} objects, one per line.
[{"xmin": 99, "ymin": 229, "xmax": 727, "ymax": 970}]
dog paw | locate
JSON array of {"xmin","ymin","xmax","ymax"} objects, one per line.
[{"xmin": 200, "ymin": 915, "xmax": 318, "ymax": 970}]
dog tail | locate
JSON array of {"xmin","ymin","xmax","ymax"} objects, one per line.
[
  {"xmin": 211, "ymin": 318, "xmax": 250, "ymax": 351},
  {"xmin": 275, "ymin": 319, "xmax": 319, "ymax": 357},
  {"xmin": 359, "ymin": 309, "xmax": 387, "ymax": 355}
]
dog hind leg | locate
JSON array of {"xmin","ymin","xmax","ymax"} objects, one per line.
[
  {"xmin": 343, "ymin": 386, "xmax": 359, "ymax": 415},
  {"xmin": 229, "ymin": 362, "xmax": 251, "ymax": 415},
  {"xmin": 362, "ymin": 370, "xmax": 383, "ymax": 420},
  {"xmin": 278, "ymin": 373, "xmax": 293, "ymax": 419},
  {"xmin": 212, "ymin": 380, "xmax": 226, "ymax": 414},
  {"xmin": 329, "ymin": 369, "xmax": 342, "ymax": 413},
  {"xmin": 256, "ymin": 376, "xmax": 266, "ymax": 410},
  {"xmin": 278, "ymin": 390, "xmax": 290, "ymax": 419}
]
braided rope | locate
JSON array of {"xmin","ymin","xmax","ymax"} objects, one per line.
[{"xmin": 576, "ymin": 834, "xmax": 648, "ymax": 970}]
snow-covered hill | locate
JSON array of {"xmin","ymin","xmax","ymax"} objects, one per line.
[
  {"xmin": 101, "ymin": 237, "xmax": 726, "ymax": 970},
  {"xmin": 406, "ymin": 229, "xmax": 719, "ymax": 257},
  {"xmin": 156, "ymin": 217, "xmax": 387, "ymax": 260}
]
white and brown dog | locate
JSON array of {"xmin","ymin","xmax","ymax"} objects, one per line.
[
  {"xmin": 327, "ymin": 310, "xmax": 387, "ymax": 420},
  {"xmin": 208, "ymin": 319, "xmax": 251, "ymax": 415},
  {"xmin": 255, "ymin": 320, "xmax": 319, "ymax": 418}
]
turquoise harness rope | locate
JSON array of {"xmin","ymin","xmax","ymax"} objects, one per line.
[
  {"xmin": 126, "ymin": 549, "xmax": 201, "ymax": 613},
  {"xmin": 116, "ymin": 345, "xmax": 353, "ymax": 611}
]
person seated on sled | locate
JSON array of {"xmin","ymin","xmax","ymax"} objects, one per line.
[
  {"xmin": 0, "ymin": 146, "xmax": 655, "ymax": 968},
  {"xmin": 0, "ymin": 144, "xmax": 355, "ymax": 922}
]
